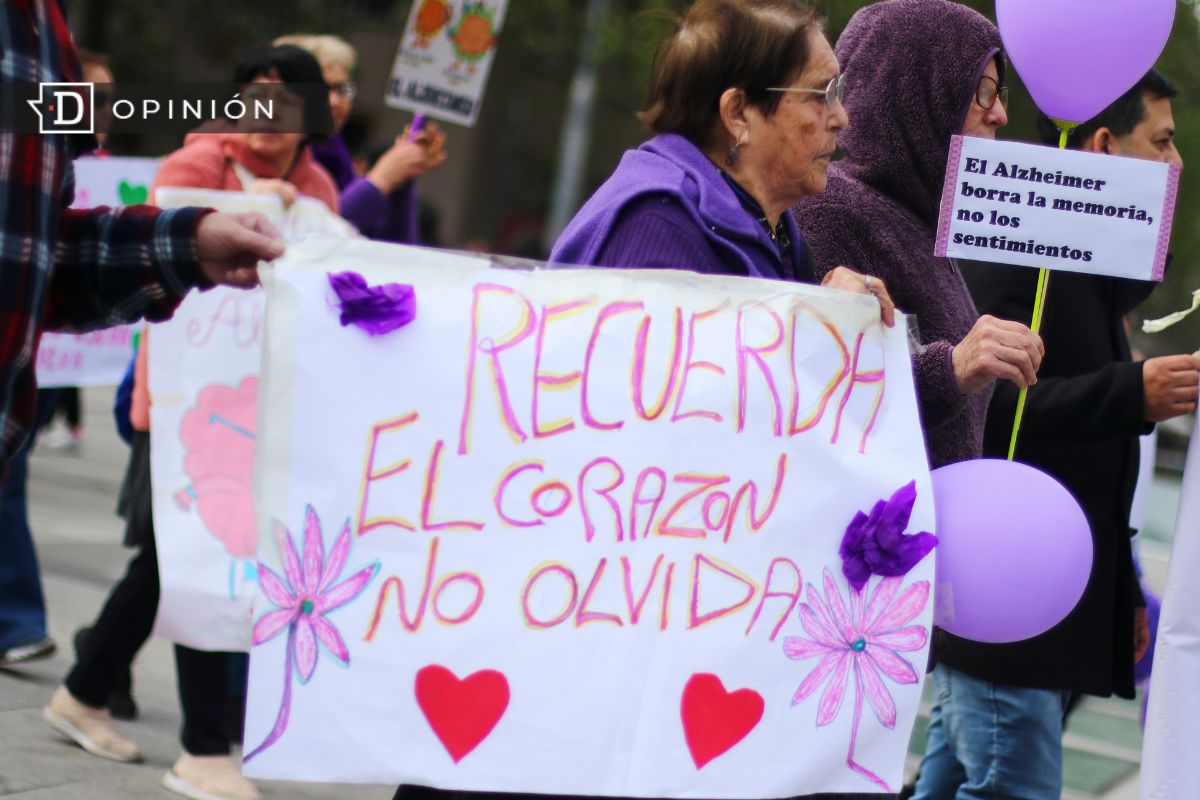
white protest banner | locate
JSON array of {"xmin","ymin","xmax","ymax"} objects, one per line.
[
  {"xmin": 149, "ymin": 189, "xmax": 356, "ymax": 650},
  {"xmin": 384, "ymin": 0, "xmax": 508, "ymax": 126},
  {"xmin": 69, "ymin": 156, "xmax": 159, "ymax": 208},
  {"xmin": 935, "ymin": 135, "xmax": 1180, "ymax": 281},
  {"xmin": 243, "ymin": 237, "xmax": 937, "ymax": 796},
  {"xmin": 36, "ymin": 325, "xmax": 139, "ymax": 388},
  {"xmin": 1141, "ymin": 411, "xmax": 1200, "ymax": 800}
]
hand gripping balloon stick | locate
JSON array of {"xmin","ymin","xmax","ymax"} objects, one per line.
[{"xmin": 409, "ymin": 113, "xmax": 426, "ymax": 142}]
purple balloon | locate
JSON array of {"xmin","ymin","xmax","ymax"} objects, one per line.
[
  {"xmin": 997, "ymin": 0, "xmax": 1175, "ymax": 125},
  {"xmin": 930, "ymin": 459, "xmax": 1093, "ymax": 643}
]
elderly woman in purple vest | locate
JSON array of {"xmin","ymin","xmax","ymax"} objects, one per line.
[
  {"xmin": 275, "ymin": 34, "xmax": 446, "ymax": 243},
  {"xmin": 551, "ymin": 0, "xmax": 894, "ymax": 327}
]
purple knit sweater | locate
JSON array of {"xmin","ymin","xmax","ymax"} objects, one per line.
[
  {"xmin": 793, "ymin": 0, "xmax": 1004, "ymax": 469},
  {"xmin": 311, "ymin": 135, "xmax": 419, "ymax": 244}
]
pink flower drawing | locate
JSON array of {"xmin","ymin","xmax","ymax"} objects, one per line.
[
  {"xmin": 784, "ymin": 568, "xmax": 930, "ymax": 791},
  {"xmin": 245, "ymin": 505, "xmax": 379, "ymax": 761}
]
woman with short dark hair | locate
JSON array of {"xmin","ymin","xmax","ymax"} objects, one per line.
[{"xmin": 552, "ymin": 0, "xmax": 894, "ymax": 326}]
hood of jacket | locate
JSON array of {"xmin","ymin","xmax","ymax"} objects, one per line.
[{"xmin": 835, "ymin": 0, "xmax": 1004, "ymax": 226}]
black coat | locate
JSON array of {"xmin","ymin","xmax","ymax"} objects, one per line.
[{"xmin": 942, "ymin": 260, "xmax": 1153, "ymax": 699}]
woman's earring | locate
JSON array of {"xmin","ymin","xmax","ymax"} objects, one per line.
[{"xmin": 726, "ymin": 133, "xmax": 746, "ymax": 167}]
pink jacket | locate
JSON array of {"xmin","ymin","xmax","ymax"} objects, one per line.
[{"xmin": 150, "ymin": 132, "xmax": 339, "ymax": 211}]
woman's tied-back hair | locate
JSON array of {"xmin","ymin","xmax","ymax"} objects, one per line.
[
  {"xmin": 273, "ymin": 34, "xmax": 358, "ymax": 73},
  {"xmin": 639, "ymin": 0, "xmax": 822, "ymax": 148}
]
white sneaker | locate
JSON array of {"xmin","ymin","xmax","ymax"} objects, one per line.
[
  {"xmin": 0, "ymin": 636, "xmax": 56, "ymax": 665},
  {"xmin": 40, "ymin": 425, "xmax": 75, "ymax": 451},
  {"xmin": 43, "ymin": 686, "xmax": 142, "ymax": 762},
  {"xmin": 163, "ymin": 753, "xmax": 260, "ymax": 800}
]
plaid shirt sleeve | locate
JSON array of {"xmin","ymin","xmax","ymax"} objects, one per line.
[
  {"xmin": 0, "ymin": 0, "xmax": 213, "ymax": 468},
  {"xmin": 45, "ymin": 199, "xmax": 214, "ymax": 332}
]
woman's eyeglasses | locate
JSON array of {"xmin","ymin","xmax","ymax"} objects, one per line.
[
  {"xmin": 976, "ymin": 75, "xmax": 1009, "ymax": 111},
  {"xmin": 328, "ymin": 80, "xmax": 357, "ymax": 102},
  {"xmin": 765, "ymin": 73, "xmax": 846, "ymax": 109}
]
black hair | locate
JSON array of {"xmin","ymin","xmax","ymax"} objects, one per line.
[
  {"xmin": 1038, "ymin": 70, "xmax": 1178, "ymax": 149},
  {"xmin": 233, "ymin": 44, "xmax": 332, "ymax": 137}
]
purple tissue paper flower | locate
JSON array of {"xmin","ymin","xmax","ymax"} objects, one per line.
[
  {"xmin": 328, "ymin": 270, "xmax": 417, "ymax": 336},
  {"xmin": 839, "ymin": 481, "xmax": 938, "ymax": 593}
]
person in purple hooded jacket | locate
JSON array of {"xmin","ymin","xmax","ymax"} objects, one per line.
[
  {"xmin": 551, "ymin": 0, "xmax": 895, "ymax": 330},
  {"xmin": 792, "ymin": 0, "xmax": 1043, "ymax": 472},
  {"xmin": 276, "ymin": 34, "xmax": 446, "ymax": 243},
  {"xmin": 791, "ymin": 1, "xmax": 1047, "ymax": 797}
]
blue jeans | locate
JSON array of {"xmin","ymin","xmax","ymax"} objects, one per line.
[
  {"xmin": 912, "ymin": 664, "xmax": 1071, "ymax": 800},
  {"xmin": 0, "ymin": 444, "xmax": 48, "ymax": 650}
]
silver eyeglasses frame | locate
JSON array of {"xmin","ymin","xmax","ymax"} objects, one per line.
[{"xmin": 765, "ymin": 73, "xmax": 845, "ymax": 109}]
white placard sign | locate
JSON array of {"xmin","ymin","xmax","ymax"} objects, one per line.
[
  {"xmin": 69, "ymin": 156, "xmax": 160, "ymax": 209},
  {"xmin": 935, "ymin": 135, "xmax": 1180, "ymax": 281},
  {"xmin": 243, "ymin": 237, "xmax": 937, "ymax": 797},
  {"xmin": 149, "ymin": 189, "xmax": 356, "ymax": 650},
  {"xmin": 384, "ymin": 0, "xmax": 508, "ymax": 126},
  {"xmin": 36, "ymin": 325, "xmax": 139, "ymax": 388}
]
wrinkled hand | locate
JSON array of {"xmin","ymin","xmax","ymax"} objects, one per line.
[
  {"xmin": 1143, "ymin": 353, "xmax": 1200, "ymax": 422},
  {"xmin": 367, "ymin": 123, "xmax": 449, "ymax": 194},
  {"xmin": 821, "ymin": 266, "xmax": 896, "ymax": 328},
  {"xmin": 411, "ymin": 122, "xmax": 447, "ymax": 170},
  {"xmin": 248, "ymin": 178, "xmax": 298, "ymax": 209},
  {"xmin": 1134, "ymin": 606, "xmax": 1150, "ymax": 664},
  {"xmin": 195, "ymin": 212, "xmax": 285, "ymax": 289},
  {"xmin": 951, "ymin": 314, "xmax": 1044, "ymax": 395}
]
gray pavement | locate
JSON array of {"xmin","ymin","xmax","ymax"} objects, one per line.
[
  {"xmin": 1, "ymin": 388, "xmax": 393, "ymax": 799},
  {"xmin": 1, "ymin": 388, "xmax": 1176, "ymax": 798}
]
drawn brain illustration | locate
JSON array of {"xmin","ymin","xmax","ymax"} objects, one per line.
[{"xmin": 175, "ymin": 377, "xmax": 259, "ymax": 558}]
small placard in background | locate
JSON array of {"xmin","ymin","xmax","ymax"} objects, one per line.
[{"xmin": 384, "ymin": 0, "xmax": 509, "ymax": 127}]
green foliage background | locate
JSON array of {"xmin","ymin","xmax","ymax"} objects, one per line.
[{"xmin": 70, "ymin": 0, "xmax": 1200, "ymax": 353}]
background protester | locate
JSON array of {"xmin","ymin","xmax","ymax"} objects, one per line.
[
  {"xmin": 792, "ymin": 0, "xmax": 1043, "ymax": 472},
  {"xmin": 157, "ymin": 45, "xmax": 339, "ymax": 211},
  {"xmin": 276, "ymin": 33, "xmax": 447, "ymax": 242},
  {"xmin": 552, "ymin": 0, "xmax": 894, "ymax": 328},
  {"xmin": 918, "ymin": 71, "xmax": 1198, "ymax": 800},
  {"xmin": 43, "ymin": 43, "xmax": 336, "ymax": 800}
]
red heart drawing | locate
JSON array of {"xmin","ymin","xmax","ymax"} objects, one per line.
[
  {"xmin": 680, "ymin": 673, "xmax": 764, "ymax": 769},
  {"xmin": 415, "ymin": 665, "xmax": 510, "ymax": 763}
]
